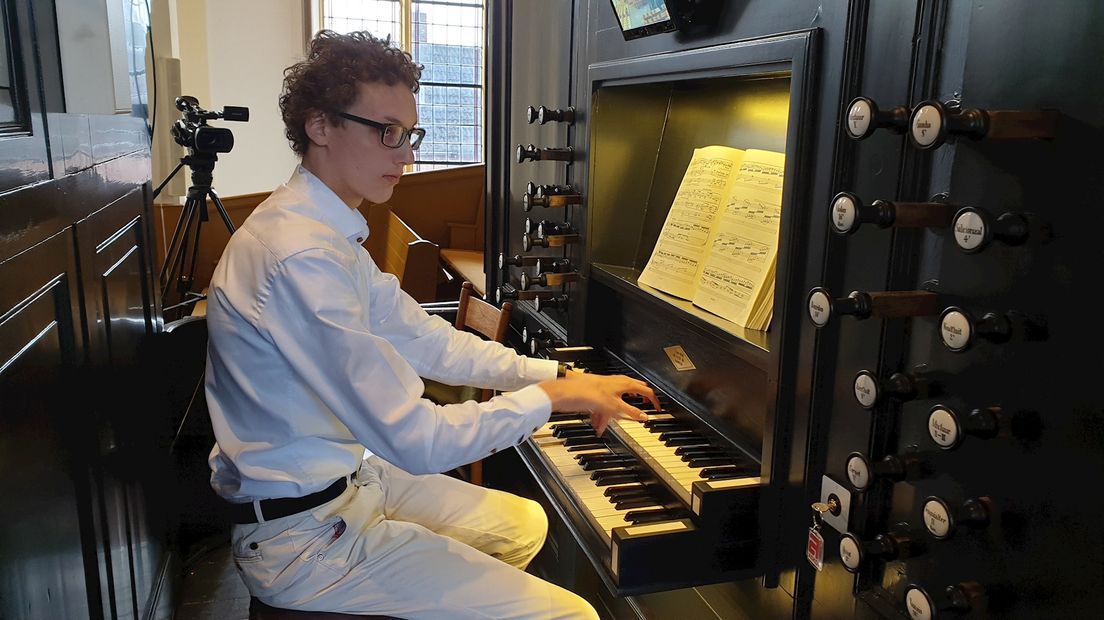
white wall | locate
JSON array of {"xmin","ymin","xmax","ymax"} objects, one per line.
[{"xmin": 153, "ymin": 0, "xmax": 306, "ymax": 199}]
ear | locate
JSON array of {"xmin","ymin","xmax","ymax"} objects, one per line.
[{"xmin": 304, "ymin": 110, "xmax": 331, "ymax": 148}]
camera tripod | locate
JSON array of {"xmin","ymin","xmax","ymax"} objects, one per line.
[{"xmin": 156, "ymin": 150, "xmax": 235, "ymax": 318}]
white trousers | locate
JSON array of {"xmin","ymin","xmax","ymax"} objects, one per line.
[{"xmin": 230, "ymin": 456, "xmax": 599, "ymax": 619}]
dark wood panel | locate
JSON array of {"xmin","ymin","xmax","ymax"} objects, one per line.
[
  {"xmin": 75, "ymin": 187, "xmax": 167, "ymax": 620},
  {"xmin": 0, "ymin": 231, "xmax": 93, "ymax": 620}
]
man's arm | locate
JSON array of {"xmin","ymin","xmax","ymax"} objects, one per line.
[
  {"xmin": 364, "ymin": 261, "xmax": 557, "ymax": 390},
  {"xmin": 257, "ymin": 248, "xmax": 552, "ymax": 475}
]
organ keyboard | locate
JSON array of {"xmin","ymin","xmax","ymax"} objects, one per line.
[{"xmin": 517, "ymin": 347, "xmax": 764, "ymax": 595}]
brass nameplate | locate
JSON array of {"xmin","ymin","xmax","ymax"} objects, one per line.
[{"xmin": 663, "ymin": 345, "xmax": 696, "ymax": 371}]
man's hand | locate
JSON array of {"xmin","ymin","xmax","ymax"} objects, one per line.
[{"xmin": 537, "ymin": 373, "xmax": 660, "ymax": 435}]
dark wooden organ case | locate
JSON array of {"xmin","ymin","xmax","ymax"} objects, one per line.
[{"xmin": 484, "ymin": 1, "xmax": 1104, "ymax": 618}]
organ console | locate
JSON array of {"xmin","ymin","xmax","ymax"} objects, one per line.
[
  {"xmin": 486, "ymin": 3, "xmax": 1101, "ymax": 617},
  {"xmin": 516, "ymin": 144, "xmax": 575, "ymax": 163},
  {"xmin": 844, "ymin": 96, "xmax": 910, "ymax": 140},
  {"xmin": 807, "ymin": 288, "xmax": 940, "ymax": 327},
  {"xmin": 829, "ymin": 192, "xmax": 956, "ymax": 235},
  {"xmin": 908, "ymin": 100, "xmax": 1059, "ymax": 149},
  {"xmin": 517, "ymin": 346, "xmax": 763, "ymax": 593}
]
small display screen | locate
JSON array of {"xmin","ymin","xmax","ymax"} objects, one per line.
[{"xmin": 609, "ymin": 0, "xmax": 676, "ymax": 40}]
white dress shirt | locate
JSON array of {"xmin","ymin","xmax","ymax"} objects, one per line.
[{"xmin": 205, "ymin": 165, "xmax": 557, "ymax": 503}]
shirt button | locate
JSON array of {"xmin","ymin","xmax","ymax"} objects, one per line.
[
  {"xmin": 316, "ymin": 554, "xmax": 324, "ymax": 560},
  {"xmin": 356, "ymin": 237, "xmax": 364, "ymax": 244}
]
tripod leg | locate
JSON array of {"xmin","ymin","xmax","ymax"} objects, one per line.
[
  {"xmin": 161, "ymin": 195, "xmax": 201, "ymax": 309},
  {"xmin": 207, "ymin": 188, "xmax": 237, "ymax": 234},
  {"xmin": 160, "ymin": 196, "xmax": 197, "ymax": 293},
  {"xmin": 184, "ymin": 192, "xmax": 207, "ymax": 298}
]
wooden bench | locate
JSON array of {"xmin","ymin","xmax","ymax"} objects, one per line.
[
  {"xmin": 439, "ymin": 249, "xmax": 486, "ymax": 297},
  {"xmin": 362, "ymin": 203, "xmax": 440, "ymax": 303}
]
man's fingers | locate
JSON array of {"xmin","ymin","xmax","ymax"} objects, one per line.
[
  {"xmin": 592, "ymin": 415, "xmax": 609, "ymax": 436},
  {"xmin": 618, "ymin": 401, "xmax": 648, "ymax": 423}
]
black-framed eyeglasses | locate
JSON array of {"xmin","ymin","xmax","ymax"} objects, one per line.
[{"xmin": 334, "ymin": 111, "xmax": 426, "ymax": 150}]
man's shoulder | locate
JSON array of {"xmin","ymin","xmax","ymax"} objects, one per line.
[{"xmin": 240, "ymin": 188, "xmax": 351, "ymax": 263}]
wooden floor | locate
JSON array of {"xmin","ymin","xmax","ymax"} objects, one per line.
[{"xmin": 175, "ymin": 543, "xmax": 252, "ymax": 620}]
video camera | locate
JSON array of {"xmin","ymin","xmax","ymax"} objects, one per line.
[{"xmin": 170, "ymin": 95, "xmax": 250, "ymax": 155}]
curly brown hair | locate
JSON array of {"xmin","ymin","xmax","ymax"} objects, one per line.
[{"xmin": 280, "ymin": 30, "xmax": 423, "ymax": 156}]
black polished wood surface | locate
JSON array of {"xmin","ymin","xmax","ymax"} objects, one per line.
[
  {"xmin": 0, "ymin": 1, "xmax": 168, "ymax": 618},
  {"xmin": 488, "ymin": 1, "xmax": 1104, "ymax": 618}
]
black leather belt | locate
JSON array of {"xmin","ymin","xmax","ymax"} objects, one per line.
[{"xmin": 229, "ymin": 476, "xmax": 348, "ymax": 524}]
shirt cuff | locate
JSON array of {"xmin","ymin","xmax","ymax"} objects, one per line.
[
  {"xmin": 505, "ymin": 383, "xmax": 553, "ymax": 443},
  {"xmin": 523, "ymin": 357, "xmax": 559, "ymax": 384}
]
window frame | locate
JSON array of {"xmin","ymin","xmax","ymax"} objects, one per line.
[{"xmin": 310, "ymin": 0, "xmax": 486, "ymax": 170}]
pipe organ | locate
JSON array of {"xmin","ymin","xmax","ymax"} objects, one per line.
[{"xmin": 483, "ymin": 1, "xmax": 1104, "ymax": 618}]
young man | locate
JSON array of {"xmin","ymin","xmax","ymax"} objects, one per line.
[{"xmin": 204, "ymin": 30, "xmax": 657, "ymax": 619}]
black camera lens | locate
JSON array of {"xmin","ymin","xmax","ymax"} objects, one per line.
[{"xmin": 194, "ymin": 126, "xmax": 235, "ymax": 154}]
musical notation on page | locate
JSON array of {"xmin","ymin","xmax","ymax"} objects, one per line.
[{"xmin": 639, "ymin": 146, "xmax": 785, "ymax": 329}]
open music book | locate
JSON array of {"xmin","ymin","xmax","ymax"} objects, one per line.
[{"xmin": 637, "ymin": 145, "xmax": 785, "ymax": 331}]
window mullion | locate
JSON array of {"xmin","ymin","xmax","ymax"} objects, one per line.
[{"xmin": 401, "ymin": 0, "xmax": 413, "ymax": 50}]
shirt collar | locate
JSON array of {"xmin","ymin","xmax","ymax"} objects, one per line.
[{"xmin": 286, "ymin": 164, "xmax": 370, "ymax": 244}]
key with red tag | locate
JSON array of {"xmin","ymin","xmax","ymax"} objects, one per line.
[{"xmin": 806, "ymin": 502, "xmax": 830, "ymax": 571}]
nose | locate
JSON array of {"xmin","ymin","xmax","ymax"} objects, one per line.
[{"xmin": 397, "ymin": 140, "xmax": 415, "ymax": 166}]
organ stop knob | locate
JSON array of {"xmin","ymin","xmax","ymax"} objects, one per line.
[
  {"xmin": 829, "ymin": 192, "xmax": 956, "ymax": 235},
  {"xmin": 808, "ymin": 288, "xmax": 939, "ymax": 327},
  {"xmin": 844, "ymin": 96, "xmax": 910, "ymax": 140},
  {"xmin": 909, "ymin": 100, "xmax": 1058, "ymax": 149},
  {"xmin": 516, "ymin": 144, "xmax": 574, "ymax": 163}
]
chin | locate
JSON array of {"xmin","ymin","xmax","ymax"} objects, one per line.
[{"xmin": 364, "ymin": 187, "xmax": 395, "ymax": 204}]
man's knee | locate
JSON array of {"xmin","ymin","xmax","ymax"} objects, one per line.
[
  {"xmin": 552, "ymin": 589, "xmax": 600, "ymax": 620},
  {"xmin": 516, "ymin": 497, "xmax": 549, "ymax": 559}
]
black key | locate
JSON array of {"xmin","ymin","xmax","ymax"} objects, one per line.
[
  {"xmin": 664, "ymin": 436, "xmax": 709, "ymax": 447},
  {"xmin": 605, "ymin": 486, "xmax": 653, "ymax": 501},
  {"xmin": 578, "ymin": 454, "xmax": 636, "ymax": 469},
  {"xmin": 550, "ymin": 422, "xmax": 590, "ymax": 432},
  {"xmin": 564, "ymin": 436, "xmax": 605, "ymax": 447},
  {"xmin": 674, "ymin": 446, "xmax": 723, "ymax": 457},
  {"xmin": 700, "ymin": 466, "xmax": 755, "ymax": 480},
  {"xmin": 625, "ymin": 508, "xmax": 681, "ymax": 524},
  {"xmin": 592, "ymin": 471, "xmax": 640, "ymax": 486},
  {"xmin": 644, "ymin": 421, "xmax": 687, "ymax": 431},
  {"xmin": 548, "ymin": 413, "xmax": 588, "ymax": 423},
  {"xmin": 553, "ymin": 427, "xmax": 597, "ymax": 439},
  {"xmin": 566, "ymin": 443, "xmax": 606, "ymax": 452},
  {"xmin": 658, "ymin": 430, "xmax": 698, "ymax": 442},
  {"xmin": 604, "ymin": 484, "xmax": 647, "ymax": 498},
  {"xmin": 614, "ymin": 497, "xmax": 659, "ymax": 510},
  {"xmin": 687, "ymin": 456, "xmax": 738, "ymax": 468},
  {"xmin": 583, "ymin": 459, "xmax": 636, "ymax": 471}
]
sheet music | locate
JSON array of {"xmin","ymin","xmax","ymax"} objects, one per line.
[
  {"xmin": 638, "ymin": 146, "xmax": 743, "ymax": 299},
  {"xmin": 692, "ymin": 149, "xmax": 785, "ymax": 328}
]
